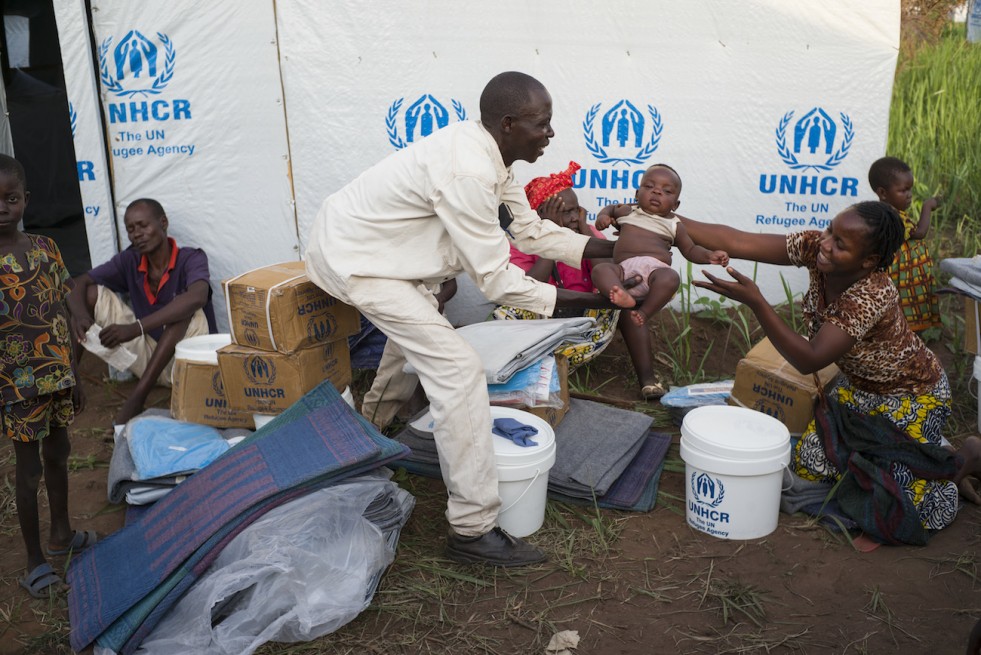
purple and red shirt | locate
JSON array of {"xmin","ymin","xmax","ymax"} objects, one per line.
[{"xmin": 88, "ymin": 238, "xmax": 217, "ymax": 340}]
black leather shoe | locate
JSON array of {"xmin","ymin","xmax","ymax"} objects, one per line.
[{"xmin": 445, "ymin": 527, "xmax": 547, "ymax": 567}]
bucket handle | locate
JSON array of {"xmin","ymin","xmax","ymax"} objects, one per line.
[
  {"xmin": 780, "ymin": 463, "xmax": 796, "ymax": 493},
  {"xmin": 500, "ymin": 468, "xmax": 543, "ymax": 514}
]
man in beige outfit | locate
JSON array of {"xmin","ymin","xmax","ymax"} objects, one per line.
[{"xmin": 306, "ymin": 72, "xmax": 613, "ymax": 566}]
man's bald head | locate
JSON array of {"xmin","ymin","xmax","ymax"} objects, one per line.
[{"xmin": 479, "ymin": 72, "xmax": 547, "ymax": 130}]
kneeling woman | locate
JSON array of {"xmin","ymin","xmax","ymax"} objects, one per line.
[{"xmin": 687, "ymin": 201, "xmax": 980, "ymax": 540}]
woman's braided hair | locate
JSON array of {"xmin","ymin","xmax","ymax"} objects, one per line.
[{"xmin": 852, "ymin": 200, "xmax": 904, "ymax": 271}]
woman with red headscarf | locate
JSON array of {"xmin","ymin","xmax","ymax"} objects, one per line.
[{"xmin": 494, "ymin": 162, "xmax": 664, "ymax": 398}]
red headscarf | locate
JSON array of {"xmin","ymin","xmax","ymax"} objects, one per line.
[{"xmin": 523, "ymin": 161, "xmax": 581, "ymax": 210}]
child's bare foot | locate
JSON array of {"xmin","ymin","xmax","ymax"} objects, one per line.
[
  {"xmin": 609, "ymin": 285, "xmax": 636, "ymax": 309},
  {"xmin": 629, "ymin": 309, "xmax": 648, "ymax": 326},
  {"xmin": 955, "ymin": 436, "xmax": 981, "ymax": 478},
  {"xmin": 960, "ymin": 477, "xmax": 981, "ymax": 505}
]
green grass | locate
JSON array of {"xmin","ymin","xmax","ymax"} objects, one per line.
[{"xmin": 889, "ymin": 22, "xmax": 981, "ymax": 260}]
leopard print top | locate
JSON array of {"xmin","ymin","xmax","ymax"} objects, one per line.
[{"xmin": 787, "ymin": 231, "xmax": 942, "ymax": 396}]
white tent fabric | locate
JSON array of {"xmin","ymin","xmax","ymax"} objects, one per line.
[
  {"xmin": 55, "ymin": 0, "xmax": 900, "ymax": 327},
  {"xmin": 51, "ymin": 0, "xmax": 117, "ymax": 266}
]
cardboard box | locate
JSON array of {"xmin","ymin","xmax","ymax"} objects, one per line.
[
  {"xmin": 218, "ymin": 341, "xmax": 352, "ymax": 413},
  {"xmin": 728, "ymin": 338, "xmax": 839, "ymax": 435},
  {"xmin": 224, "ymin": 261, "xmax": 360, "ymax": 354},
  {"xmin": 965, "ymin": 297, "xmax": 981, "ymax": 355},
  {"xmin": 170, "ymin": 357, "xmax": 255, "ymax": 429},
  {"xmin": 491, "ymin": 355, "xmax": 570, "ymax": 429}
]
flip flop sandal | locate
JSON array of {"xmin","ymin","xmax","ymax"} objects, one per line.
[
  {"xmin": 47, "ymin": 529, "xmax": 98, "ymax": 557},
  {"xmin": 19, "ymin": 563, "xmax": 63, "ymax": 599},
  {"xmin": 641, "ymin": 382, "xmax": 667, "ymax": 400}
]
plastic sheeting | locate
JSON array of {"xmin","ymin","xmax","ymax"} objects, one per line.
[{"xmin": 124, "ymin": 477, "xmax": 413, "ymax": 655}]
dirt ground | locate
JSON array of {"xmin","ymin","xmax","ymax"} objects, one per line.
[{"xmin": 0, "ymin": 311, "xmax": 979, "ymax": 654}]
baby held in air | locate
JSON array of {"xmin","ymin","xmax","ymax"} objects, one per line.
[{"xmin": 592, "ymin": 164, "xmax": 729, "ymax": 326}]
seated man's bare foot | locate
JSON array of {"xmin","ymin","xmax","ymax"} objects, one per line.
[
  {"xmin": 629, "ymin": 309, "xmax": 648, "ymax": 326},
  {"xmin": 609, "ymin": 285, "xmax": 636, "ymax": 309}
]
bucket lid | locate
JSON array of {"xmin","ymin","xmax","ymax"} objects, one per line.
[
  {"xmin": 174, "ymin": 333, "xmax": 232, "ymax": 365},
  {"xmin": 681, "ymin": 405, "xmax": 789, "ymax": 461},
  {"xmin": 488, "ymin": 406, "xmax": 555, "ymax": 464},
  {"xmin": 408, "ymin": 405, "xmax": 556, "ymax": 463}
]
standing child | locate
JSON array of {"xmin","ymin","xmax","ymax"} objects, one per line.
[
  {"xmin": 868, "ymin": 156, "xmax": 941, "ymax": 333},
  {"xmin": 0, "ymin": 154, "xmax": 95, "ymax": 598},
  {"xmin": 592, "ymin": 164, "xmax": 729, "ymax": 328}
]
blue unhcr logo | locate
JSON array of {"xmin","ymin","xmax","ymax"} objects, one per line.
[
  {"xmin": 583, "ymin": 100, "xmax": 662, "ymax": 166},
  {"xmin": 775, "ymin": 107, "xmax": 853, "ymax": 172},
  {"xmin": 68, "ymin": 102, "xmax": 97, "ymax": 184},
  {"xmin": 387, "ymin": 94, "xmax": 467, "ymax": 149},
  {"xmin": 244, "ymin": 356, "xmax": 277, "ymax": 385},
  {"xmin": 98, "ymin": 30, "xmax": 176, "ymax": 98},
  {"xmin": 691, "ymin": 472, "xmax": 725, "ymax": 508}
]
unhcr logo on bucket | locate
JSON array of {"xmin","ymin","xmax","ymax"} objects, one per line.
[
  {"xmin": 688, "ymin": 472, "xmax": 731, "ymax": 530},
  {"xmin": 387, "ymin": 94, "xmax": 467, "ymax": 150},
  {"xmin": 575, "ymin": 99, "xmax": 664, "ymax": 220}
]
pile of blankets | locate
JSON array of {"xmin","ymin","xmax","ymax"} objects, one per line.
[
  {"xmin": 396, "ymin": 397, "xmax": 671, "ymax": 512},
  {"xmin": 69, "ymin": 381, "xmax": 411, "ymax": 655}
]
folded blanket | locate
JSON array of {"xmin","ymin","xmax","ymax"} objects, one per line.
[
  {"xmin": 947, "ymin": 276, "xmax": 981, "ymax": 302},
  {"xmin": 940, "ymin": 256, "xmax": 981, "ymax": 288},
  {"xmin": 405, "ymin": 317, "xmax": 596, "ymax": 383},
  {"xmin": 548, "ymin": 398, "xmax": 651, "ymax": 499}
]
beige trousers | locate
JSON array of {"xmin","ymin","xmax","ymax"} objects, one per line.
[
  {"xmin": 93, "ymin": 286, "xmax": 210, "ymax": 386},
  {"xmin": 361, "ymin": 339, "xmax": 421, "ymax": 430},
  {"xmin": 314, "ymin": 268, "xmax": 499, "ymax": 536}
]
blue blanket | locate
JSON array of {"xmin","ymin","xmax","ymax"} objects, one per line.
[{"xmin": 68, "ymin": 380, "xmax": 409, "ymax": 653}]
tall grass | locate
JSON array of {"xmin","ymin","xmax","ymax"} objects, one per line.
[{"xmin": 888, "ymin": 23, "xmax": 981, "ymax": 259}]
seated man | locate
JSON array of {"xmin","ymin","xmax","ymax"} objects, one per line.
[{"xmin": 68, "ymin": 199, "xmax": 216, "ymax": 425}]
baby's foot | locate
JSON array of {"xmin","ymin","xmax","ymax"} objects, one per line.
[
  {"xmin": 629, "ymin": 309, "xmax": 648, "ymax": 326},
  {"xmin": 609, "ymin": 285, "xmax": 636, "ymax": 309}
]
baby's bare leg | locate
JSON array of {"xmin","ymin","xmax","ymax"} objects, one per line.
[
  {"xmin": 630, "ymin": 268, "xmax": 681, "ymax": 326},
  {"xmin": 591, "ymin": 262, "xmax": 636, "ymax": 309}
]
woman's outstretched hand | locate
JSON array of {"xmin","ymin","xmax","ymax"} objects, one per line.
[{"xmin": 692, "ymin": 266, "xmax": 764, "ymax": 307}]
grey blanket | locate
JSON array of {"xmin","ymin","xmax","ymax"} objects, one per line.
[
  {"xmin": 404, "ymin": 317, "xmax": 596, "ymax": 383},
  {"xmin": 548, "ymin": 398, "xmax": 651, "ymax": 498},
  {"xmin": 940, "ymin": 256, "xmax": 981, "ymax": 288}
]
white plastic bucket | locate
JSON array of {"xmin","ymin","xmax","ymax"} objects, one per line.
[
  {"xmin": 680, "ymin": 405, "xmax": 790, "ymax": 540},
  {"xmin": 489, "ymin": 406, "xmax": 556, "ymax": 538},
  {"xmin": 252, "ymin": 386, "xmax": 354, "ymax": 430},
  {"xmin": 174, "ymin": 333, "xmax": 232, "ymax": 366}
]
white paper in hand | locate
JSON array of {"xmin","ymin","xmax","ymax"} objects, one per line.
[{"xmin": 81, "ymin": 323, "xmax": 138, "ymax": 371}]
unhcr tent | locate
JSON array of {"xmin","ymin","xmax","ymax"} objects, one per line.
[{"xmin": 44, "ymin": 0, "xmax": 899, "ymax": 327}]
